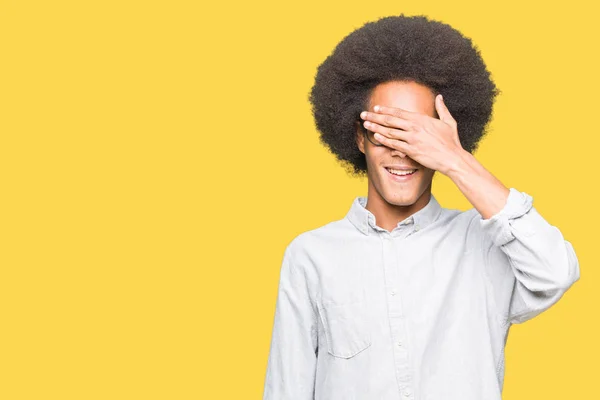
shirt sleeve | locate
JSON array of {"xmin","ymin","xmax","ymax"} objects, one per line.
[
  {"xmin": 478, "ymin": 188, "xmax": 580, "ymax": 325},
  {"xmin": 263, "ymin": 244, "xmax": 318, "ymax": 399}
]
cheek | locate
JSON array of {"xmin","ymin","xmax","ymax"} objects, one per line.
[
  {"xmin": 364, "ymin": 150, "xmax": 383, "ymax": 168},
  {"xmin": 420, "ymin": 168, "xmax": 436, "ymax": 182}
]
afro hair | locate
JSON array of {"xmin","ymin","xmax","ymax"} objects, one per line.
[{"xmin": 308, "ymin": 14, "xmax": 501, "ymax": 177}]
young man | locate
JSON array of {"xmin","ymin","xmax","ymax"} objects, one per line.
[{"xmin": 263, "ymin": 15, "xmax": 580, "ymax": 400}]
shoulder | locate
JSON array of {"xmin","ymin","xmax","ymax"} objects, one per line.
[
  {"xmin": 435, "ymin": 204, "xmax": 482, "ymax": 230},
  {"xmin": 286, "ymin": 218, "xmax": 348, "ymax": 257}
]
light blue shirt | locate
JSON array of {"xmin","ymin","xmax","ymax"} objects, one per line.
[{"xmin": 263, "ymin": 188, "xmax": 580, "ymax": 400}]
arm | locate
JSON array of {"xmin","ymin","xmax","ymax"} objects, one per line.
[
  {"xmin": 478, "ymin": 188, "xmax": 580, "ymax": 324},
  {"xmin": 449, "ymin": 152, "xmax": 580, "ymax": 325},
  {"xmin": 263, "ymin": 244, "xmax": 318, "ymax": 399}
]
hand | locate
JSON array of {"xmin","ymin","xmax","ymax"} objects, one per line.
[{"xmin": 359, "ymin": 94, "xmax": 466, "ymax": 176}]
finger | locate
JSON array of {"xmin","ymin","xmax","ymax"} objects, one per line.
[
  {"xmin": 373, "ymin": 104, "xmax": 420, "ymax": 121},
  {"xmin": 361, "ymin": 110, "xmax": 415, "ymax": 132},
  {"xmin": 373, "ymin": 132, "xmax": 412, "ymax": 153},
  {"xmin": 363, "ymin": 120, "xmax": 412, "ymax": 143},
  {"xmin": 435, "ymin": 94, "xmax": 457, "ymax": 127}
]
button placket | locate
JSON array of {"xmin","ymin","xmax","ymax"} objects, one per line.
[{"xmin": 380, "ymin": 234, "xmax": 415, "ymax": 398}]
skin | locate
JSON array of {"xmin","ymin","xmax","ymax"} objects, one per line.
[
  {"xmin": 354, "ymin": 80, "xmax": 439, "ymax": 232},
  {"xmin": 354, "ymin": 79, "xmax": 510, "ymax": 232}
]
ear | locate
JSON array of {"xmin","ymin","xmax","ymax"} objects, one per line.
[{"xmin": 355, "ymin": 121, "xmax": 365, "ymax": 154}]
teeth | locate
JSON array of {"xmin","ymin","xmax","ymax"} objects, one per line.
[{"xmin": 387, "ymin": 168, "xmax": 416, "ymax": 176}]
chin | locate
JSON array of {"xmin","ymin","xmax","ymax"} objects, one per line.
[
  {"xmin": 377, "ymin": 183, "xmax": 416, "ymax": 201},
  {"xmin": 384, "ymin": 193, "xmax": 419, "ymax": 206}
]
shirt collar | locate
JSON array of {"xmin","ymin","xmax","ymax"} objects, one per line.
[{"xmin": 346, "ymin": 193, "xmax": 442, "ymax": 236}]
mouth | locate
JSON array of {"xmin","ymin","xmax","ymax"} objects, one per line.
[{"xmin": 384, "ymin": 167, "xmax": 418, "ymax": 182}]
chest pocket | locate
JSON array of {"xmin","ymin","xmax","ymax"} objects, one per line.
[{"xmin": 318, "ymin": 300, "xmax": 372, "ymax": 359}]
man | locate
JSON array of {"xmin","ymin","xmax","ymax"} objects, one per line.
[{"xmin": 263, "ymin": 14, "xmax": 580, "ymax": 400}]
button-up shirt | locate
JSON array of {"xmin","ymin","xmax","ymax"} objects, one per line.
[{"xmin": 263, "ymin": 188, "xmax": 580, "ymax": 400}]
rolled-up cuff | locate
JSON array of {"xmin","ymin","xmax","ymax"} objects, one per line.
[{"xmin": 479, "ymin": 188, "xmax": 534, "ymax": 247}]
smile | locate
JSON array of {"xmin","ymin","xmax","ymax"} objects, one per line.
[{"xmin": 385, "ymin": 167, "xmax": 418, "ymax": 181}]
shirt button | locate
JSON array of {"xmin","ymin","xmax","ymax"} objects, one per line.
[
  {"xmin": 391, "ymin": 290, "xmax": 397, "ymax": 296},
  {"xmin": 414, "ymin": 224, "xmax": 420, "ymax": 231},
  {"xmin": 397, "ymin": 340, "xmax": 403, "ymax": 347}
]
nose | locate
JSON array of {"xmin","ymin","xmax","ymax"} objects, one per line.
[{"xmin": 391, "ymin": 148, "xmax": 407, "ymax": 158}]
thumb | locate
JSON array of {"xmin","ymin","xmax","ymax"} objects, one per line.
[
  {"xmin": 435, "ymin": 94, "xmax": 456, "ymax": 127},
  {"xmin": 436, "ymin": 94, "xmax": 461, "ymax": 147}
]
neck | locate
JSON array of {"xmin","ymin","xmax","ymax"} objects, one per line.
[{"xmin": 365, "ymin": 183, "xmax": 432, "ymax": 233}]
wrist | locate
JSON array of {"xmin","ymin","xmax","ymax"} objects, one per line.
[{"xmin": 445, "ymin": 148, "xmax": 474, "ymax": 178}]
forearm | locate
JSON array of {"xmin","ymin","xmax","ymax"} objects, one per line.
[
  {"xmin": 446, "ymin": 149, "xmax": 510, "ymax": 220},
  {"xmin": 446, "ymin": 149, "xmax": 581, "ymax": 324}
]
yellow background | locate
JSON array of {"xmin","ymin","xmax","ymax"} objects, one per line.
[{"xmin": 1, "ymin": 0, "xmax": 597, "ymax": 398}]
